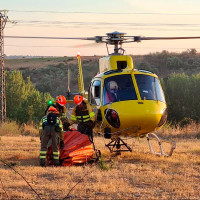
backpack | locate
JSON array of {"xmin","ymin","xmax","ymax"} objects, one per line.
[{"xmin": 47, "ymin": 113, "xmax": 58, "ymax": 125}]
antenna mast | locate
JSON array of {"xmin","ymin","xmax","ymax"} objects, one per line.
[{"xmin": 0, "ymin": 10, "xmax": 8, "ymax": 123}]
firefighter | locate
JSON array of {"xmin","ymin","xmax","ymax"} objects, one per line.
[
  {"xmin": 39, "ymin": 106, "xmax": 64, "ymax": 167},
  {"xmin": 69, "ymin": 95, "xmax": 96, "ymax": 141},
  {"xmin": 46, "ymin": 95, "xmax": 70, "ymax": 131}
]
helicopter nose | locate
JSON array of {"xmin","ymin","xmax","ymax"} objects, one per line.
[{"xmin": 104, "ymin": 100, "xmax": 166, "ymax": 135}]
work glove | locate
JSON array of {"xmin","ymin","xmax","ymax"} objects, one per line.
[
  {"xmin": 63, "ymin": 122, "xmax": 70, "ymax": 131},
  {"xmin": 88, "ymin": 121, "xmax": 95, "ymax": 128},
  {"xmin": 55, "ymin": 126, "xmax": 62, "ymax": 132},
  {"xmin": 60, "ymin": 140, "xmax": 64, "ymax": 149}
]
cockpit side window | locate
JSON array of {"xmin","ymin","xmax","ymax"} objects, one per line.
[
  {"xmin": 103, "ymin": 74, "xmax": 137, "ymax": 105},
  {"xmin": 90, "ymin": 80, "xmax": 101, "ymax": 106},
  {"xmin": 155, "ymin": 78, "xmax": 166, "ymax": 103},
  {"xmin": 135, "ymin": 74, "xmax": 165, "ymax": 102}
]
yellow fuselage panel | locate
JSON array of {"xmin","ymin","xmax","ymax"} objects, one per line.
[
  {"xmin": 99, "ymin": 55, "xmax": 134, "ymax": 73},
  {"xmin": 99, "ymin": 100, "xmax": 166, "ymax": 137}
]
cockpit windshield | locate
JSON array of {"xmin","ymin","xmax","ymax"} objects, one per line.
[
  {"xmin": 135, "ymin": 74, "xmax": 165, "ymax": 102},
  {"xmin": 103, "ymin": 74, "xmax": 137, "ymax": 105}
]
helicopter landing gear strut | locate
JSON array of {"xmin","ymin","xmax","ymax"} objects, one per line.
[
  {"xmin": 146, "ymin": 133, "xmax": 176, "ymax": 157},
  {"xmin": 105, "ymin": 137, "xmax": 132, "ymax": 154}
]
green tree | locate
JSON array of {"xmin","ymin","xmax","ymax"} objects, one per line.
[
  {"xmin": 165, "ymin": 73, "xmax": 200, "ymax": 124},
  {"xmin": 6, "ymin": 70, "xmax": 52, "ymax": 123}
]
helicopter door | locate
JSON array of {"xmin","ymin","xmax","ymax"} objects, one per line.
[{"xmin": 89, "ymin": 80, "xmax": 101, "ymax": 106}]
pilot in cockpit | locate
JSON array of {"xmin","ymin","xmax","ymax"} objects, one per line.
[{"xmin": 104, "ymin": 80, "xmax": 119, "ymax": 104}]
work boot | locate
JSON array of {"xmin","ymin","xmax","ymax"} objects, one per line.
[
  {"xmin": 40, "ymin": 159, "xmax": 46, "ymax": 167},
  {"xmin": 53, "ymin": 159, "xmax": 59, "ymax": 166}
]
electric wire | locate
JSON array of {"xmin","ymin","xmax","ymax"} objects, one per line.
[
  {"xmin": 8, "ymin": 10, "xmax": 200, "ymax": 16},
  {"xmin": 8, "ymin": 20, "xmax": 200, "ymax": 27}
]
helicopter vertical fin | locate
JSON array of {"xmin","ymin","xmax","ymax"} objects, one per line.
[{"xmin": 77, "ymin": 53, "xmax": 85, "ymax": 94}]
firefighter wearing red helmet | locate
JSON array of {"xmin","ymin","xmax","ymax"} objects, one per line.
[
  {"xmin": 69, "ymin": 95, "xmax": 96, "ymax": 141},
  {"xmin": 39, "ymin": 106, "xmax": 64, "ymax": 167},
  {"xmin": 46, "ymin": 95, "xmax": 70, "ymax": 131}
]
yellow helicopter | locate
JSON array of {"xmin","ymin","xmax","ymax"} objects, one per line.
[
  {"xmin": 69, "ymin": 31, "xmax": 200, "ymax": 156},
  {"xmin": 75, "ymin": 31, "xmax": 170, "ymax": 156},
  {"xmin": 6, "ymin": 31, "xmax": 200, "ymax": 156}
]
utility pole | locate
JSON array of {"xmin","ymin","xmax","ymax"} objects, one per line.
[{"xmin": 0, "ymin": 10, "xmax": 8, "ymax": 123}]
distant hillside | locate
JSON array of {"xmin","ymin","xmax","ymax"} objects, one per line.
[
  {"xmin": 135, "ymin": 49, "xmax": 200, "ymax": 78},
  {"xmin": 5, "ymin": 49, "xmax": 200, "ymax": 97},
  {"xmin": 5, "ymin": 56, "xmax": 101, "ymax": 97}
]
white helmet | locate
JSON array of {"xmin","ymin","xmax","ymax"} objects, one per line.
[{"xmin": 108, "ymin": 81, "xmax": 118, "ymax": 91}]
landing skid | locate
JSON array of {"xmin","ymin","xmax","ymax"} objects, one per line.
[
  {"xmin": 105, "ymin": 137, "xmax": 132, "ymax": 153},
  {"xmin": 147, "ymin": 133, "xmax": 176, "ymax": 157}
]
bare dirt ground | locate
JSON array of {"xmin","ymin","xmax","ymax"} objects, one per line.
[{"xmin": 0, "ymin": 133, "xmax": 200, "ymax": 200}]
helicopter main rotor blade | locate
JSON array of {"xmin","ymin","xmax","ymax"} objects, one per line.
[
  {"xmin": 69, "ymin": 42, "xmax": 105, "ymax": 48},
  {"xmin": 132, "ymin": 36, "xmax": 200, "ymax": 42},
  {"xmin": 7, "ymin": 35, "xmax": 200, "ymax": 43},
  {"xmin": 5, "ymin": 32, "xmax": 200, "ymax": 49},
  {"xmin": 5, "ymin": 35, "xmax": 97, "ymax": 40}
]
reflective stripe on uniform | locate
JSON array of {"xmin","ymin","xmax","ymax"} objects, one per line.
[
  {"xmin": 40, "ymin": 151, "xmax": 46, "ymax": 159},
  {"xmin": 77, "ymin": 115, "xmax": 90, "ymax": 119},
  {"xmin": 42, "ymin": 117, "xmax": 47, "ymax": 122},
  {"xmin": 83, "ymin": 118, "xmax": 90, "ymax": 122},
  {"xmin": 53, "ymin": 152, "xmax": 59, "ymax": 160},
  {"xmin": 39, "ymin": 127, "xmax": 43, "ymax": 130},
  {"xmin": 40, "ymin": 156, "xmax": 46, "ymax": 159},
  {"xmin": 71, "ymin": 115, "xmax": 77, "ymax": 120},
  {"xmin": 59, "ymin": 124, "xmax": 63, "ymax": 132},
  {"xmin": 76, "ymin": 115, "xmax": 90, "ymax": 122},
  {"xmin": 89, "ymin": 112, "xmax": 95, "ymax": 118}
]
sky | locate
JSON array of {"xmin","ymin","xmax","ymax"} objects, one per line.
[{"xmin": 1, "ymin": 0, "xmax": 200, "ymax": 56}]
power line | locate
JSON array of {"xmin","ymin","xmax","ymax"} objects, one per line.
[
  {"xmin": 6, "ymin": 20, "xmax": 200, "ymax": 32},
  {"xmin": 8, "ymin": 9, "xmax": 200, "ymax": 16},
  {"xmin": 11, "ymin": 20, "xmax": 200, "ymax": 27}
]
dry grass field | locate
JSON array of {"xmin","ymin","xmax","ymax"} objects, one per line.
[{"xmin": 0, "ymin": 123, "xmax": 200, "ymax": 200}]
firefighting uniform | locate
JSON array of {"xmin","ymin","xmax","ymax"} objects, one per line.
[
  {"xmin": 39, "ymin": 115, "xmax": 64, "ymax": 165},
  {"xmin": 46, "ymin": 103, "xmax": 69, "ymax": 130},
  {"xmin": 69, "ymin": 101, "xmax": 95, "ymax": 139}
]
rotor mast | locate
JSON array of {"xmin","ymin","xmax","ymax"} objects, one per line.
[
  {"xmin": 106, "ymin": 31, "xmax": 126, "ymax": 55},
  {"xmin": 0, "ymin": 10, "xmax": 8, "ymax": 123}
]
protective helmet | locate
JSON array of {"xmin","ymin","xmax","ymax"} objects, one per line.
[
  {"xmin": 48, "ymin": 106, "xmax": 59, "ymax": 114},
  {"xmin": 56, "ymin": 95, "xmax": 66, "ymax": 106},
  {"xmin": 108, "ymin": 81, "xmax": 118, "ymax": 91},
  {"xmin": 74, "ymin": 95, "xmax": 83, "ymax": 105},
  {"xmin": 47, "ymin": 99, "xmax": 54, "ymax": 106}
]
